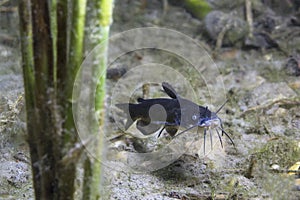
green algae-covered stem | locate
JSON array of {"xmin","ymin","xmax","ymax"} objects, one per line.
[
  {"xmin": 56, "ymin": 0, "xmax": 88, "ymax": 199},
  {"xmin": 19, "ymin": 0, "xmax": 88, "ymax": 199},
  {"xmin": 20, "ymin": 0, "xmax": 112, "ymax": 198},
  {"xmin": 82, "ymin": 0, "xmax": 114, "ymax": 199},
  {"xmin": 18, "ymin": 0, "xmax": 39, "ymax": 196},
  {"xmin": 20, "ymin": 0, "xmax": 57, "ymax": 198}
]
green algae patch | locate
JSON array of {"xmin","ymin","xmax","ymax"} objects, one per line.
[{"xmin": 182, "ymin": 0, "xmax": 212, "ymax": 20}]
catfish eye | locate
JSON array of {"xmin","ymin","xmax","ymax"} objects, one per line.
[{"xmin": 192, "ymin": 114, "xmax": 198, "ymax": 121}]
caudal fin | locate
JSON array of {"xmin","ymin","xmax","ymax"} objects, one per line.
[{"xmin": 115, "ymin": 103, "xmax": 136, "ymax": 130}]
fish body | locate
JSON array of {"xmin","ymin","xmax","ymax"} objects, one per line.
[{"xmin": 116, "ymin": 82, "xmax": 219, "ymax": 137}]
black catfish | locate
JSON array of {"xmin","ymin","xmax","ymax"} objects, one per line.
[{"xmin": 116, "ymin": 82, "xmax": 234, "ymax": 152}]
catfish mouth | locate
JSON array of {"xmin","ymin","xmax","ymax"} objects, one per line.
[
  {"xmin": 174, "ymin": 114, "xmax": 235, "ymax": 154},
  {"xmin": 199, "ymin": 116, "xmax": 220, "ymax": 129}
]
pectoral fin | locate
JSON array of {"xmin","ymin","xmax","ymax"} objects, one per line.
[{"xmin": 165, "ymin": 126, "xmax": 179, "ymax": 137}]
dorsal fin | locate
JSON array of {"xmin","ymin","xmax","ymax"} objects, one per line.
[
  {"xmin": 162, "ymin": 82, "xmax": 178, "ymax": 99},
  {"xmin": 137, "ymin": 97, "xmax": 145, "ymax": 102}
]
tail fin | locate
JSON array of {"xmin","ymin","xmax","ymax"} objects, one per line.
[{"xmin": 115, "ymin": 103, "xmax": 136, "ymax": 130}]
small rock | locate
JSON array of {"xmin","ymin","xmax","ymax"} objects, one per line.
[
  {"xmin": 107, "ymin": 66, "xmax": 127, "ymax": 81},
  {"xmin": 204, "ymin": 11, "xmax": 249, "ymax": 46},
  {"xmin": 292, "ymin": 119, "xmax": 300, "ymax": 129},
  {"xmin": 271, "ymin": 164, "xmax": 280, "ymax": 170},
  {"xmin": 285, "ymin": 55, "xmax": 300, "ymax": 76},
  {"xmin": 244, "ymin": 32, "xmax": 278, "ymax": 49}
]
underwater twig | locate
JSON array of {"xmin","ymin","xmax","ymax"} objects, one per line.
[
  {"xmin": 240, "ymin": 97, "xmax": 300, "ymax": 118},
  {"xmin": 245, "ymin": 0, "xmax": 253, "ymax": 38},
  {"xmin": 215, "ymin": 23, "xmax": 230, "ymax": 52}
]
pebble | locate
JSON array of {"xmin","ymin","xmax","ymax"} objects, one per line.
[
  {"xmin": 285, "ymin": 55, "xmax": 300, "ymax": 76},
  {"xmin": 204, "ymin": 10, "xmax": 249, "ymax": 46}
]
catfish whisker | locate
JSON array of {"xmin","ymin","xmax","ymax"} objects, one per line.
[
  {"xmin": 204, "ymin": 128, "xmax": 207, "ymax": 154},
  {"xmin": 215, "ymin": 128, "xmax": 223, "ymax": 148},
  {"xmin": 157, "ymin": 127, "xmax": 165, "ymax": 138},
  {"xmin": 173, "ymin": 124, "xmax": 198, "ymax": 138},
  {"xmin": 215, "ymin": 99, "xmax": 228, "ymax": 114},
  {"xmin": 209, "ymin": 128, "xmax": 213, "ymax": 151},
  {"xmin": 217, "ymin": 127, "xmax": 235, "ymax": 146}
]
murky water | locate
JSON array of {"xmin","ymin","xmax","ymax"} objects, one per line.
[{"xmin": 1, "ymin": 0, "xmax": 300, "ymax": 199}]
